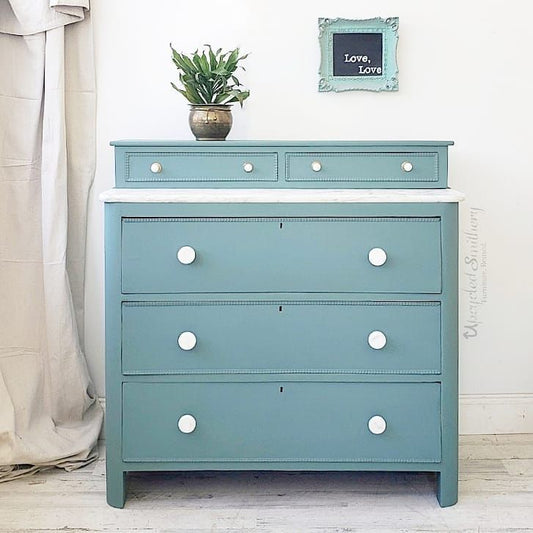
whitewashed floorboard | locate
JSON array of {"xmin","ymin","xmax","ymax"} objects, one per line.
[{"xmin": 0, "ymin": 435, "xmax": 532, "ymax": 532}]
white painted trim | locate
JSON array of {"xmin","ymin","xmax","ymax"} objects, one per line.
[
  {"xmin": 99, "ymin": 188, "xmax": 465, "ymax": 204},
  {"xmin": 459, "ymin": 393, "xmax": 533, "ymax": 435},
  {"xmin": 98, "ymin": 394, "xmax": 533, "ymax": 439}
]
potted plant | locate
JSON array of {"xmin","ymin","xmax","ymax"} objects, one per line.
[{"xmin": 170, "ymin": 44, "xmax": 250, "ymax": 140}]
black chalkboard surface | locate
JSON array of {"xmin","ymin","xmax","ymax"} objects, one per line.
[{"xmin": 333, "ymin": 33, "xmax": 383, "ymax": 77}]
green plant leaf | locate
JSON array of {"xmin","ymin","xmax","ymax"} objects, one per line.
[
  {"xmin": 171, "ymin": 82, "xmax": 192, "ymax": 101},
  {"xmin": 219, "ymin": 89, "xmax": 250, "ymax": 107},
  {"xmin": 227, "ymin": 48, "xmax": 239, "ymax": 65},
  {"xmin": 208, "ymin": 47, "xmax": 217, "ymax": 70},
  {"xmin": 170, "ymin": 44, "xmax": 250, "ymax": 107},
  {"xmin": 178, "ymin": 54, "xmax": 196, "ymax": 75},
  {"xmin": 212, "ymin": 66, "xmax": 228, "ymax": 76},
  {"xmin": 200, "ymin": 53, "xmax": 211, "ymax": 77},
  {"xmin": 171, "ymin": 52, "xmax": 189, "ymax": 72},
  {"xmin": 187, "ymin": 81, "xmax": 207, "ymax": 104},
  {"xmin": 191, "ymin": 54, "xmax": 203, "ymax": 73}
]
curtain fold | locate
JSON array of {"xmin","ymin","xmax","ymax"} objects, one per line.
[
  {"xmin": 0, "ymin": 0, "xmax": 102, "ymax": 481},
  {"xmin": 0, "ymin": 0, "xmax": 89, "ymax": 36}
]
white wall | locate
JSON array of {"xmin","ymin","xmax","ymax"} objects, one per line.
[{"xmin": 86, "ymin": 0, "xmax": 533, "ymax": 433}]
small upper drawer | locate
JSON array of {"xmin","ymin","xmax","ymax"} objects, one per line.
[
  {"xmin": 119, "ymin": 150, "xmax": 278, "ymax": 185},
  {"xmin": 285, "ymin": 152, "xmax": 439, "ymax": 187},
  {"xmin": 111, "ymin": 141, "xmax": 452, "ymax": 188},
  {"xmin": 121, "ymin": 216, "xmax": 442, "ymax": 294}
]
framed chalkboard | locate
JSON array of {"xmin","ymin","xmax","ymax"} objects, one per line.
[{"xmin": 319, "ymin": 18, "xmax": 399, "ymax": 92}]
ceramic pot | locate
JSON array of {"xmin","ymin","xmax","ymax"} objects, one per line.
[{"xmin": 189, "ymin": 105, "xmax": 232, "ymax": 141}]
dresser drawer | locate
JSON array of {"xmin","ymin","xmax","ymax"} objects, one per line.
[
  {"xmin": 121, "ymin": 217, "xmax": 442, "ymax": 294},
  {"xmin": 285, "ymin": 152, "xmax": 438, "ymax": 186},
  {"xmin": 122, "ymin": 301, "xmax": 441, "ymax": 375},
  {"xmin": 122, "ymin": 150, "xmax": 278, "ymax": 184},
  {"xmin": 122, "ymin": 382, "xmax": 441, "ymax": 463},
  {"xmin": 112, "ymin": 141, "xmax": 452, "ymax": 189}
]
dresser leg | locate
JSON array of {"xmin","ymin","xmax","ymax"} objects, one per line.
[
  {"xmin": 437, "ymin": 469, "xmax": 458, "ymax": 507},
  {"xmin": 106, "ymin": 470, "xmax": 127, "ymax": 508}
]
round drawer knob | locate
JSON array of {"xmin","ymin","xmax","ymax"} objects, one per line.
[
  {"xmin": 177, "ymin": 245, "xmax": 196, "ymax": 265},
  {"xmin": 178, "ymin": 331, "xmax": 197, "ymax": 351},
  {"xmin": 150, "ymin": 162, "xmax": 163, "ymax": 173},
  {"xmin": 243, "ymin": 162, "xmax": 254, "ymax": 173},
  {"xmin": 368, "ymin": 415, "xmax": 387, "ymax": 435},
  {"xmin": 368, "ymin": 330, "xmax": 387, "ymax": 350},
  {"xmin": 311, "ymin": 160, "xmax": 322, "ymax": 172},
  {"xmin": 368, "ymin": 247, "xmax": 387, "ymax": 267},
  {"xmin": 177, "ymin": 414, "xmax": 197, "ymax": 434},
  {"xmin": 401, "ymin": 161, "xmax": 413, "ymax": 173}
]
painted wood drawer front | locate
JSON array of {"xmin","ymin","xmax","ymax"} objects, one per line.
[
  {"xmin": 122, "ymin": 382, "xmax": 441, "ymax": 463},
  {"xmin": 123, "ymin": 151, "xmax": 278, "ymax": 184},
  {"xmin": 112, "ymin": 141, "xmax": 452, "ymax": 188},
  {"xmin": 285, "ymin": 152, "xmax": 438, "ymax": 186},
  {"xmin": 122, "ymin": 301, "xmax": 441, "ymax": 375},
  {"xmin": 121, "ymin": 217, "xmax": 442, "ymax": 294}
]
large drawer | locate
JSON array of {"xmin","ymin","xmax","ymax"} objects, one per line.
[
  {"xmin": 122, "ymin": 382, "xmax": 441, "ymax": 463},
  {"xmin": 122, "ymin": 151, "xmax": 278, "ymax": 184},
  {"xmin": 285, "ymin": 151, "xmax": 438, "ymax": 185},
  {"xmin": 121, "ymin": 217, "xmax": 442, "ymax": 294},
  {"xmin": 122, "ymin": 301, "xmax": 441, "ymax": 375}
]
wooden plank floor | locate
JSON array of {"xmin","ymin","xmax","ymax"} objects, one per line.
[{"xmin": 0, "ymin": 434, "xmax": 532, "ymax": 532}]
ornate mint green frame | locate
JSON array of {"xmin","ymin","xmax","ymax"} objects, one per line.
[{"xmin": 318, "ymin": 17, "xmax": 399, "ymax": 92}]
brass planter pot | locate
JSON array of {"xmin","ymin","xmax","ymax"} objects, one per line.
[{"xmin": 189, "ymin": 105, "xmax": 233, "ymax": 141}]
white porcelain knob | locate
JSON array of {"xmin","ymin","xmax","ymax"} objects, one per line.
[
  {"xmin": 368, "ymin": 415, "xmax": 387, "ymax": 435},
  {"xmin": 368, "ymin": 247, "xmax": 387, "ymax": 267},
  {"xmin": 178, "ymin": 331, "xmax": 197, "ymax": 351},
  {"xmin": 311, "ymin": 161, "xmax": 322, "ymax": 172},
  {"xmin": 150, "ymin": 162, "xmax": 162, "ymax": 173},
  {"xmin": 243, "ymin": 162, "xmax": 254, "ymax": 173},
  {"xmin": 177, "ymin": 246, "xmax": 196, "ymax": 265},
  {"xmin": 401, "ymin": 161, "xmax": 413, "ymax": 172},
  {"xmin": 368, "ymin": 330, "xmax": 387, "ymax": 350},
  {"xmin": 178, "ymin": 414, "xmax": 197, "ymax": 434}
]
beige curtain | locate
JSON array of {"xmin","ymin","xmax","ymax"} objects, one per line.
[{"xmin": 0, "ymin": 0, "xmax": 103, "ymax": 480}]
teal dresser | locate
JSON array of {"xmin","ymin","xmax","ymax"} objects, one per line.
[{"xmin": 102, "ymin": 141, "xmax": 462, "ymax": 508}]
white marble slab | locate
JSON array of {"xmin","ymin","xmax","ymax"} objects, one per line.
[{"xmin": 99, "ymin": 188, "xmax": 465, "ymax": 204}]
